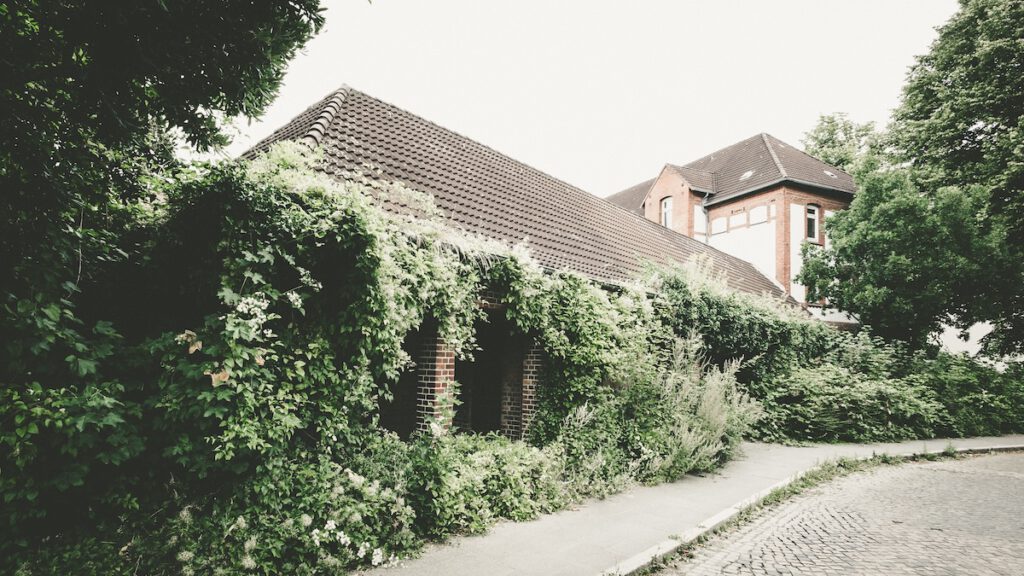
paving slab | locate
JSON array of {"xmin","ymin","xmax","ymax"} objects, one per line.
[{"xmin": 359, "ymin": 435, "xmax": 1024, "ymax": 576}]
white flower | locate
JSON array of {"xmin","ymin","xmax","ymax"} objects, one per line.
[
  {"xmin": 324, "ymin": 520, "xmax": 337, "ymax": 531},
  {"xmin": 372, "ymin": 548, "xmax": 384, "ymax": 566},
  {"xmin": 243, "ymin": 536, "xmax": 257, "ymax": 552},
  {"xmin": 234, "ymin": 516, "xmax": 247, "ymax": 530},
  {"xmin": 177, "ymin": 550, "xmax": 194, "ymax": 563},
  {"xmin": 336, "ymin": 531, "xmax": 351, "ymax": 546},
  {"xmin": 300, "ymin": 514, "xmax": 313, "ymax": 527},
  {"xmin": 357, "ymin": 542, "xmax": 369, "ymax": 558},
  {"xmin": 286, "ymin": 291, "xmax": 303, "ymax": 309},
  {"xmin": 241, "ymin": 555, "xmax": 257, "ymax": 570},
  {"xmin": 311, "ymin": 528, "xmax": 322, "ymax": 547}
]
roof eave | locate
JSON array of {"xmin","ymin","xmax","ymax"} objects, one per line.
[{"xmin": 705, "ymin": 178, "xmax": 855, "ymax": 206}]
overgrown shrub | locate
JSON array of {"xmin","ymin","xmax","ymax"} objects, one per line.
[
  {"xmin": 407, "ymin": 433, "xmax": 563, "ymax": 538},
  {"xmin": 617, "ymin": 337, "xmax": 760, "ymax": 483},
  {"xmin": 653, "ymin": 261, "xmax": 838, "ymax": 398},
  {"xmin": 910, "ymin": 354, "xmax": 1024, "ymax": 437},
  {"xmin": 758, "ymin": 364, "xmax": 946, "ymax": 442},
  {"xmin": 548, "ymin": 335, "xmax": 761, "ymax": 497},
  {"xmin": 164, "ymin": 456, "xmax": 418, "ymax": 574},
  {"xmin": 653, "ymin": 262, "xmax": 1024, "ymax": 443}
]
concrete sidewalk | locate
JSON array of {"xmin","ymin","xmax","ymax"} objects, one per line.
[{"xmin": 361, "ymin": 435, "xmax": 1024, "ymax": 576}]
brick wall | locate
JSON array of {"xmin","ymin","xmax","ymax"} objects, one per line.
[
  {"xmin": 521, "ymin": 340, "xmax": 542, "ymax": 436},
  {"xmin": 416, "ymin": 330, "xmax": 457, "ymax": 433},
  {"xmin": 642, "ymin": 167, "xmax": 692, "ymax": 235},
  {"xmin": 498, "ymin": 338, "xmax": 543, "ymax": 439}
]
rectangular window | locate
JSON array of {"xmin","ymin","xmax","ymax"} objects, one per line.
[
  {"xmin": 660, "ymin": 197, "xmax": 673, "ymax": 228},
  {"xmin": 806, "ymin": 205, "xmax": 819, "ymax": 241}
]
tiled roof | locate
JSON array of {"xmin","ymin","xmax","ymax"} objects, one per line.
[
  {"xmin": 604, "ymin": 178, "xmax": 655, "ymax": 216},
  {"xmin": 668, "ymin": 165, "xmax": 715, "ymax": 193},
  {"xmin": 608, "ymin": 133, "xmax": 856, "ymax": 208},
  {"xmin": 245, "ymin": 87, "xmax": 786, "ymax": 297}
]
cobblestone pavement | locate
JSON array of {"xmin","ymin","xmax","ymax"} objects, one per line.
[{"xmin": 668, "ymin": 453, "xmax": 1024, "ymax": 576}]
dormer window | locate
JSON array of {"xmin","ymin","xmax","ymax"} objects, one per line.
[
  {"xmin": 806, "ymin": 204, "xmax": 820, "ymax": 242},
  {"xmin": 660, "ymin": 196, "xmax": 673, "ymax": 228}
]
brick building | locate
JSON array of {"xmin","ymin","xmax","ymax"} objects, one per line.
[
  {"xmin": 607, "ymin": 134, "xmax": 856, "ymax": 322},
  {"xmin": 247, "ymin": 87, "xmax": 789, "ymax": 439}
]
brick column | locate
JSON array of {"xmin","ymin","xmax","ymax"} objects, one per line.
[
  {"xmin": 500, "ymin": 364, "xmax": 524, "ymax": 439},
  {"xmin": 416, "ymin": 330, "xmax": 457, "ymax": 433},
  {"xmin": 520, "ymin": 336, "xmax": 544, "ymax": 434}
]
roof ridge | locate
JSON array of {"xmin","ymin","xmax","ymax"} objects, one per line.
[
  {"xmin": 761, "ymin": 132, "xmax": 787, "ymax": 178},
  {"xmin": 763, "ymin": 133, "xmax": 854, "ymax": 180},
  {"xmin": 301, "ymin": 86, "xmax": 351, "ymax": 147}
]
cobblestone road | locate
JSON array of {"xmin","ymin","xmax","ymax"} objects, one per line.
[{"xmin": 668, "ymin": 452, "xmax": 1024, "ymax": 576}]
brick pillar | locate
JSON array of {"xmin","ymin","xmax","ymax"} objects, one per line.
[
  {"xmin": 500, "ymin": 361, "xmax": 524, "ymax": 439},
  {"xmin": 416, "ymin": 330, "xmax": 457, "ymax": 433},
  {"xmin": 520, "ymin": 340, "xmax": 544, "ymax": 434}
]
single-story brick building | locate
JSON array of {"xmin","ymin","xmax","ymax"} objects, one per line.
[{"xmin": 246, "ymin": 87, "xmax": 788, "ymax": 439}]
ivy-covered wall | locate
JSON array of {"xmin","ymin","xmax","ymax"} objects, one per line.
[
  {"xmin": 1, "ymin": 145, "xmax": 761, "ymax": 574},
  {"xmin": 4, "ymin": 143, "xmax": 1021, "ymax": 574}
]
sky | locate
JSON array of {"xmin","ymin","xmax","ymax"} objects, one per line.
[{"xmin": 223, "ymin": 0, "xmax": 961, "ymax": 197}]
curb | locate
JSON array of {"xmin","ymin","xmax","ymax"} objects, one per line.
[{"xmin": 600, "ymin": 442, "xmax": 1024, "ymax": 576}]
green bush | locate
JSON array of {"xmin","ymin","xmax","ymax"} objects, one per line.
[
  {"xmin": 407, "ymin": 433, "xmax": 563, "ymax": 538},
  {"xmin": 654, "ymin": 264, "xmax": 838, "ymax": 399},
  {"xmin": 759, "ymin": 364, "xmax": 946, "ymax": 442},
  {"xmin": 549, "ymin": 336, "xmax": 761, "ymax": 496},
  {"xmin": 617, "ymin": 336, "xmax": 760, "ymax": 483},
  {"xmin": 653, "ymin": 262, "xmax": 1024, "ymax": 443},
  {"xmin": 911, "ymin": 354, "xmax": 1024, "ymax": 437}
]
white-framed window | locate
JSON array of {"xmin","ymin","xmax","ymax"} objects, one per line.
[
  {"xmin": 660, "ymin": 196, "xmax": 673, "ymax": 228},
  {"xmin": 806, "ymin": 204, "xmax": 820, "ymax": 242}
]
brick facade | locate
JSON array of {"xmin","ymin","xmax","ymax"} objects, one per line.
[
  {"xmin": 413, "ymin": 310, "xmax": 544, "ymax": 440},
  {"xmin": 500, "ymin": 338, "xmax": 543, "ymax": 439},
  {"xmin": 697, "ymin": 184, "xmax": 850, "ymax": 294},
  {"xmin": 416, "ymin": 329, "xmax": 457, "ymax": 433}
]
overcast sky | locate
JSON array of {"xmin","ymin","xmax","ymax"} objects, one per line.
[{"xmin": 223, "ymin": 0, "xmax": 960, "ymax": 197}]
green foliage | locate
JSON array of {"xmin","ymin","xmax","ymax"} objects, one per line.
[
  {"xmin": 164, "ymin": 456, "xmax": 419, "ymax": 574},
  {"xmin": 654, "ymin": 264, "xmax": 836, "ymax": 397},
  {"xmin": 543, "ymin": 335, "xmax": 761, "ymax": 498},
  {"xmin": 2, "ymin": 0, "xmax": 328, "ymax": 561},
  {"xmin": 489, "ymin": 258, "xmax": 669, "ymax": 443},
  {"xmin": 2, "ymin": 144, "xmax": 486, "ymax": 572},
  {"xmin": 407, "ymin": 434, "xmax": 564, "ymax": 538},
  {"xmin": 3, "ymin": 144, "xmax": 764, "ymax": 573},
  {"xmin": 617, "ymin": 337, "xmax": 760, "ymax": 483},
  {"xmin": 759, "ymin": 364, "xmax": 946, "ymax": 443},
  {"xmin": 653, "ymin": 263, "xmax": 1024, "ymax": 443},
  {"xmin": 798, "ymin": 161, "xmax": 996, "ymax": 350},
  {"xmin": 907, "ymin": 354, "xmax": 1024, "ymax": 437},
  {"xmin": 802, "ymin": 1, "xmax": 1024, "ymax": 355},
  {"xmin": 801, "ymin": 113, "xmax": 880, "ymax": 174}
]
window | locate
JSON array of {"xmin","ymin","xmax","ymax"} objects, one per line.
[
  {"xmin": 660, "ymin": 197, "xmax": 673, "ymax": 228},
  {"xmin": 806, "ymin": 204, "xmax": 820, "ymax": 241}
]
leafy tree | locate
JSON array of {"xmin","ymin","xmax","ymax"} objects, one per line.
[
  {"xmin": 891, "ymin": 0, "xmax": 1024, "ymax": 354},
  {"xmin": 801, "ymin": 113, "xmax": 881, "ymax": 174},
  {"xmin": 1, "ymin": 0, "xmax": 324, "ymax": 555},
  {"xmin": 799, "ymin": 164, "xmax": 997, "ymax": 349}
]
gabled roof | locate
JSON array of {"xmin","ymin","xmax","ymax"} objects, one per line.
[
  {"xmin": 245, "ymin": 87, "xmax": 787, "ymax": 297},
  {"xmin": 604, "ymin": 177, "xmax": 655, "ymax": 216},
  {"xmin": 610, "ymin": 133, "xmax": 856, "ymax": 208}
]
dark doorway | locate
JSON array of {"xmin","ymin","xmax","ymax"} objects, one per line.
[
  {"xmin": 456, "ymin": 311, "xmax": 524, "ymax": 434},
  {"xmin": 379, "ymin": 328, "xmax": 421, "ymax": 439}
]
